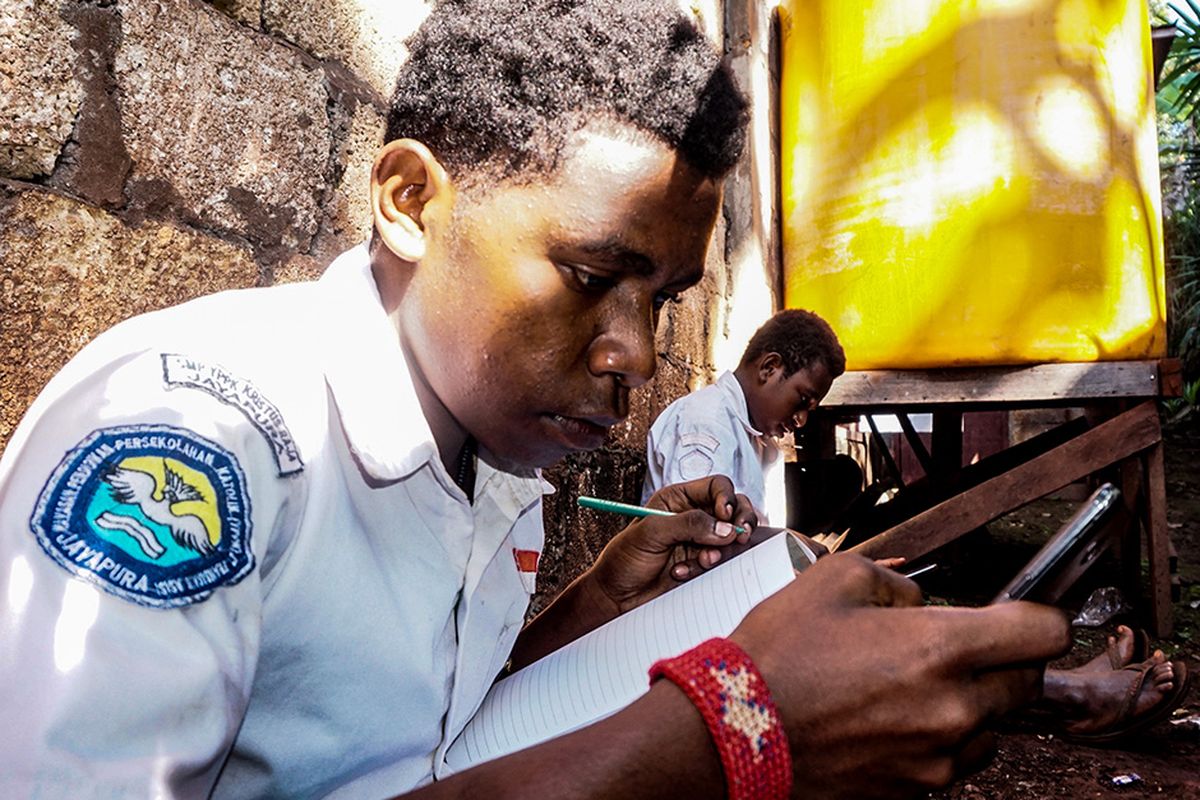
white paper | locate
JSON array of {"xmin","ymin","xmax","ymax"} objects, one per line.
[{"xmin": 444, "ymin": 532, "xmax": 796, "ymax": 771}]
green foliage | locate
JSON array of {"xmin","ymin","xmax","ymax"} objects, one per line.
[
  {"xmin": 1161, "ymin": 1, "xmax": 1200, "ymax": 118},
  {"xmin": 1164, "ymin": 377, "xmax": 1200, "ymax": 419},
  {"xmin": 1159, "ymin": 3, "xmax": 1200, "ymax": 381}
]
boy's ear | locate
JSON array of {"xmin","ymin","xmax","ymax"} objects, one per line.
[
  {"xmin": 757, "ymin": 352, "xmax": 784, "ymax": 382},
  {"xmin": 371, "ymin": 139, "xmax": 452, "ymax": 262}
]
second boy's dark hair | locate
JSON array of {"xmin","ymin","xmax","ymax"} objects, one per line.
[
  {"xmin": 386, "ymin": 0, "xmax": 748, "ymax": 185},
  {"xmin": 741, "ymin": 310, "xmax": 846, "ymax": 378}
]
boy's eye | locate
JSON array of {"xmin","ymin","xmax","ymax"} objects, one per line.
[
  {"xmin": 653, "ymin": 291, "xmax": 682, "ymax": 310},
  {"xmin": 561, "ymin": 263, "xmax": 615, "ymax": 293}
]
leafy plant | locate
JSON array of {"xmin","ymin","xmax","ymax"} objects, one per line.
[
  {"xmin": 1165, "ymin": 377, "xmax": 1200, "ymax": 419},
  {"xmin": 1159, "ymin": 3, "xmax": 1200, "ymax": 382},
  {"xmin": 1161, "ymin": 1, "xmax": 1200, "ymax": 117}
]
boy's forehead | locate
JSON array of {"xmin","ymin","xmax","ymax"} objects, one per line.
[
  {"xmin": 550, "ymin": 123, "xmax": 697, "ymax": 191},
  {"xmin": 554, "ymin": 127, "xmax": 719, "ymax": 230},
  {"xmin": 461, "ymin": 123, "xmax": 719, "ymax": 262}
]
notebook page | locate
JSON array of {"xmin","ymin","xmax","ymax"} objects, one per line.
[{"xmin": 444, "ymin": 531, "xmax": 795, "ymax": 771}]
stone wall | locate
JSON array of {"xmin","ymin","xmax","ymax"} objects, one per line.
[
  {"xmin": 2, "ymin": 0, "xmax": 403, "ymax": 448},
  {"xmin": 1, "ymin": 0, "xmax": 776, "ymax": 607}
]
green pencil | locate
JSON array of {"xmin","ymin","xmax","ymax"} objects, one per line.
[{"xmin": 577, "ymin": 495, "xmax": 746, "ymax": 535}]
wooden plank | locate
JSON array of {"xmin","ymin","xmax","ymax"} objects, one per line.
[
  {"xmin": 865, "ymin": 414, "xmax": 905, "ymax": 488},
  {"xmin": 851, "ymin": 402, "xmax": 1162, "ymax": 561},
  {"xmin": 897, "ymin": 413, "xmax": 933, "ymax": 476},
  {"xmin": 1159, "ymin": 357, "xmax": 1184, "ymax": 398},
  {"xmin": 1143, "ymin": 438, "xmax": 1174, "ymax": 637},
  {"xmin": 823, "ymin": 360, "xmax": 1169, "ymax": 410},
  {"xmin": 931, "ymin": 411, "xmax": 962, "ymax": 481},
  {"xmin": 959, "ymin": 415, "xmax": 1088, "ymax": 488},
  {"xmin": 1117, "ymin": 457, "xmax": 1143, "ymax": 616}
]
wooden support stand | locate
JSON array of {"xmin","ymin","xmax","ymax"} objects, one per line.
[{"xmin": 818, "ymin": 360, "xmax": 1180, "ymax": 636}]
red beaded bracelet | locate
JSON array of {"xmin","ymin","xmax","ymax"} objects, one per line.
[{"xmin": 649, "ymin": 638, "xmax": 792, "ymax": 800}]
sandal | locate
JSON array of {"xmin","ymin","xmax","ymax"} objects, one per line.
[{"xmin": 1064, "ymin": 658, "xmax": 1191, "ymax": 745}]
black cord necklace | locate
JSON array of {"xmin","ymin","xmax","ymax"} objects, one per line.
[{"xmin": 454, "ymin": 435, "xmax": 477, "ymax": 504}]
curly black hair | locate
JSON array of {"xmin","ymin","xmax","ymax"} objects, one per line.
[
  {"xmin": 385, "ymin": 0, "xmax": 748, "ymax": 184},
  {"xmin": 741, "ymin": 310, "xmax": 847, "ymax": 378}
]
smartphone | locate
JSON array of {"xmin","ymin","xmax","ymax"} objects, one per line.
[{"xmin": 991, "ymin": 483, "xmax": 1124, "ymax": 605}]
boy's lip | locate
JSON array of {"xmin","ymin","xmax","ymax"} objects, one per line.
[{"xmin": 542, "ymin": 412, "xmax": 617, "ymax": 450}]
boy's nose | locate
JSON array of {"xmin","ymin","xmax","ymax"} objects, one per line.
[
  {"xmin": 792, "ymin": 409, "xmax": 809, "ymax": 429},
  {"xmin": 587, "ymin": 318, "xmax": 656, "ymax": 389}
]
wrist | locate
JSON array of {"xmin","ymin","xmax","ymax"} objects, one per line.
[
  {"xmin": 575, "ymin": 565, "xmax": 626, "ymax": 621},
  {"xmin": 650, "ymin": 638, "xmax": 793, "ymax": 800}
]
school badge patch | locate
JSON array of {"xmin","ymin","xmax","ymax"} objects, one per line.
[{"xmin": 31, "ymin": 424, "xmax": 254, "ymax": 609}]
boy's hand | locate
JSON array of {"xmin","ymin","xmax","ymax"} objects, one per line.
[
  {"xmin": 586, "ymin": 475, "xmax": 758, "ymax": 615},
  {"xmin": 730, "ymin": 554, "xmax": 1072, "ymax": 799}
]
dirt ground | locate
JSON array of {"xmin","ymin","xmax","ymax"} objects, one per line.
[{"xmin": 924, "ymin": 414, "xmax": 1200, "ymax": 799}]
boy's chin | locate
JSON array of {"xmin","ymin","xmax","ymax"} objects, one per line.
[
  {"xmin": 478, "ymin": 439, "xmax": 576, "ymax": 474},
  {"xmin": 478, "ymin": 417, "xmax": 616, "ymax": 473}
]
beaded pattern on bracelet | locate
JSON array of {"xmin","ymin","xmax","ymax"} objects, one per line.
[{"xmin": 649, "ymin": 637, "xmax": 792, "ymax": 800}]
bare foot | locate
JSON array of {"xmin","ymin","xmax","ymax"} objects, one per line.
[
  {"xmin": 1046, "ymin": 653, "xmax": 1176, "ymax": 736},
  {"xmin": 1074, "ymin": 625, "xmax": 1139, "ymax": 674}
]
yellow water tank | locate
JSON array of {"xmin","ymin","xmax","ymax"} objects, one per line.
[{"xmin": 780, "ymin": 0, "xmax": 1167, "ymax": 370}]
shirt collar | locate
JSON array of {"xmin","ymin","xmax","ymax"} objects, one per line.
[
  {"xmin": 715, "ymin": 370, "xmax": 766, "ymax": 439},
  {"xmin": 318, "ymin": 244, "xmax": 437, "ymax": 481},
  {"xmin": 317, "ymin": 245, "xmax": 550, "ymax": 505}
]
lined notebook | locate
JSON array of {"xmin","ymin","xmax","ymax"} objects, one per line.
[{"xmin": 444, "ymin": 531, "xmax": 796, "ymax": 771}]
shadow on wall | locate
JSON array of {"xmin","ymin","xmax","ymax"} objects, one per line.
[{"xmin": 781, "ymin": 0, "xmax": 1167, "ymax": 371}]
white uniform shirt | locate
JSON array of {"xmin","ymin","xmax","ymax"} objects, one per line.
[
  {"xmin": 0, "ymin": 245, "xmax": 550, "ymax": 799},
  {"xmin": 642, "ymin": 371, "xmax": 785, "ymax": 524}
]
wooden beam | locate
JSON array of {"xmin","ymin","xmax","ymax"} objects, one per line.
[
  {"xmin": 1159, "ymin": 357, "xmax": 1183, "ymax": 398},
  {"xmin": 864, "ymin": 414, "xmax": 905, "ymax": 488},
  {"xmin": 1142, "ymin": 437, "xmax": 1174, "ymax": 637},
  {"xmin": 823, "ymin": 360, "xmax": 1172, "ymax": 410},
  {"xmin": 930, "ymin": 411, "xmax": 962, "ymax": 481},
  {"xmin": 1117, "ymin": 457, "xmax": 1143, "ymax": 616},
  {"xmin": 896, "ymin": 413, "xmax": 933, "ymax": 476},
  {"xmin": 851, "ymin": 402, "xmax": 1162, "ymax": 561}
]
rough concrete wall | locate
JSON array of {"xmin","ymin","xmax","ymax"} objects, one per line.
[
  {"xmin": 1, "ymin": 0, "xmax": 772, "ymax": 609},
  {"xmin": 1, "ymin": 0, "xmax": 397, "ymax": 445}
]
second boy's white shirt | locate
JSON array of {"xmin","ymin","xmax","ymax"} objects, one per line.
[
  {"xmin": 0, "ymin": 244, "xmax": 550, "ymax": 799},
  {"xmin": 642, "ymin": 371, "xmax": 787, "ymax": 524}
]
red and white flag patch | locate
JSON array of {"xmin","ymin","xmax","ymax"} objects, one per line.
[{"xmin": 512, "ymin": 548, "xmax": 540, "ymax": 593}]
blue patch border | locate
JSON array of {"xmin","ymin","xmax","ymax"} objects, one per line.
[{"xmin": 30, "ymin": 424, "xmax": 255, "ymax": 609}]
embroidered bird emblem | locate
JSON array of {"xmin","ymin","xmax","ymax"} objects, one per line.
[{"xmin": 99, "ymin": 462, "xmax": 216, "ymax": 557}]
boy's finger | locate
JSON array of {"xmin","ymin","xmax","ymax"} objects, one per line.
[
  {"xmin": 635, "ymin": 509, "xmax": 741, "ymax": 551},
  {"xmin": 728, "ymin": 492, "xmax": 759, "ymax": 538},
  {"xmin": 669, "ymin": 549, "xmax": 723, "ymax": 581},
  {"xmin": 819, "ymin": 554, "xmax": 925, "ymax": 609},
  {"xmin": 931, "ymin": 602, "xmax": 1072, "ymax": 671},
  {"xmin": 783, "ymin": 554, "xmax": 922, "ymax": 610},
  {"xmin": 647, "ymin": 475, "xmax": 737, "ymax": 516}
]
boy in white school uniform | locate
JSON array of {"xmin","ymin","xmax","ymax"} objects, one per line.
[
  {"xmin": 1, "ymin": 1, "xmax": 1131, "ymax": 797},
  {"xmin": 644, "ymin": 309, "xmax": 844, "ymax": 525}
]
